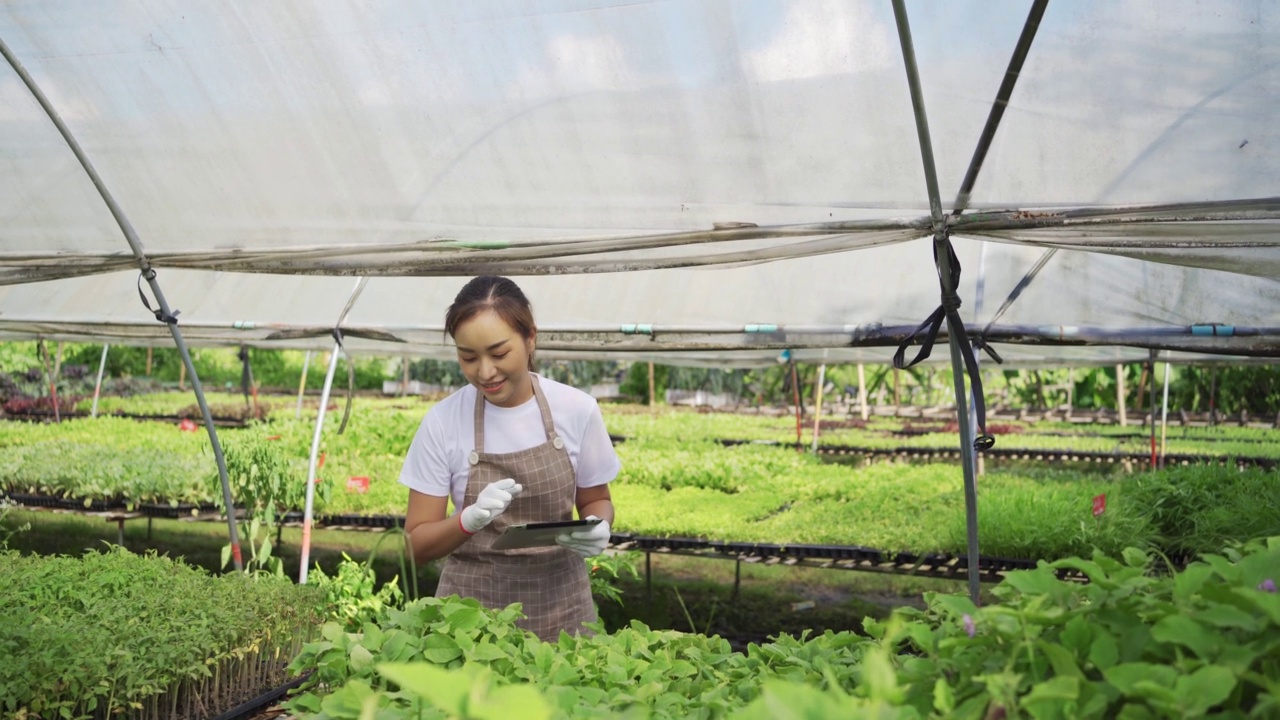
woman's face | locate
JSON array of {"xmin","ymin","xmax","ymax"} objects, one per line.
[{"xmin": 453, "ymin": 309, "xmax": 535, "ymax": 408}]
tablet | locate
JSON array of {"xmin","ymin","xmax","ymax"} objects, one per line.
[{"xmin": 491, "ymin": 518, "xmax": 602, "ymax": 550}]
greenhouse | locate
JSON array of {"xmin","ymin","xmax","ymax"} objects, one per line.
[{"xmin": 2, "ymin": 1, "xmax": 1279, "ymax": 718}]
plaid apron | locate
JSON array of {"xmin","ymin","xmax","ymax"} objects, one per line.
[{"xmin": 435, "ymin": 375, "xmax": 596, "ymax": 641}]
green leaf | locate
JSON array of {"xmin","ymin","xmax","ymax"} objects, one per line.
[
  {"xmin": 932, "ymin": 593, "xmax": 978, "ymax": 619},
  {"xmin": 1088, "ymin": 631, "xmax": 1119, "ymax": 670},
  {"xmin": 1059, "ymin": 616, "xmax": 1092, "ymax": 657},
  {"xmin": 1232, "ymin": 586, "xmax": 1280, "ymax": 625},
  {"xmin": 933, "ymin": 678, "xmax": 955, "ymax": 715},
  {"xmin": 470, "ymin": 684, "xmax": 552, "ymax": 720},
  {"xmin": 376, "ymin": 662, "xmax": 468, "ymax": 714},
  {"xmin": 1021, "ymin": 676, "xmax": 1080, "ymax": 720},
  {"xmin": 468, "ymin": 639, "xmax": 509, "ymax": 663},
  {"xmin": 859, "ymin": 648, "xmax": 902, "ymax": 704},
  {"xmin": 1104, "ymin": 663, "xmax": 1178, "ymax": 696},
  {"xmin": 422, "ymin": 633, "xmax": 463, "ymax": 665},
  {"xmin": 443, "ymin": 605, "xmax": 484, "ymax": 632},
  {"xmin": 1174, "ymin": 564, "xmax": 1213, "ymax": 602},
  {"xmin": 1035, "ymin": 640, "xmax": 1083, "ymax": 679},
  {"xmin": 1193, "ymin": 604, "xmax": 1260, "ymax": 631},
  {"xmin": 1002, "ymin": 568, "xmax": 1063, "ymax": 597},
  {"xmin": 1120, "ymin": 547, "xmax": 1149, "ymax": 568},
  {"xmin": 1173, "ymin": 665, "xmax": 1236, "ymax": 716},
  {"xmin": 1151, "ymin": 615, "xmax": 1218, "ymax": 658},
  {"xmin": 318, "ymin": 679, "xmax": 377, "ymax": 716},
  {"xmin": 348, "ymin": 643, "xmax": 374, "ymax": 674}
]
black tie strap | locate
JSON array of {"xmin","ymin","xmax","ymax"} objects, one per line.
[
  {"xmin": 137, "ymin": 269, "xmax": 179, "ymax": 325},
  {"xmin": 893, "ymin": 239, "xmax": 995, "ymax": 452}
]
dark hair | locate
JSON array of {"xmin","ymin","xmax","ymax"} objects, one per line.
[{"xmin": 445, "ymin": 276, "xmax": 537, "ymax": 371}]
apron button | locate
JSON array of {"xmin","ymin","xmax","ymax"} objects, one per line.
[
  {"xmin": 468, "ymin": 451, "xmax": 479, "ymax": 465},
  {"xmin": 552, "ymin": 436, "xmax": 564, "ymax": 450}
]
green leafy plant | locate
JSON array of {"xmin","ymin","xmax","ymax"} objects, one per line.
[
  {"xmin": 587, "ymin": 550, "xmax": 641, "ymax": 609},
  {"xmin": 0, "ymin": 547, "xmax": 323, "ymax": 719},
  {"xmin": 215, "ymin": 431, "xmax": 329, "ymax": 575},
  {"xmin": 310, "ymin": 552, "xmax": 404, "ymax": 631},
  {"xmin": 286, "ymin": 539, "xmax": 1280, "ymax": 719},
  {"xmin": 0, "ymin": 503, "xmax": 30, "ymax": 549}
]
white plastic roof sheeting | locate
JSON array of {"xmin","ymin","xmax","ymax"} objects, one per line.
[
  {"xmin": 0, "ymin": 237, "xmax": 1275, "ymax": 366},
  {"xmin": 1, "ymin": 1, "xmax": 1279, "ymax": 364}
]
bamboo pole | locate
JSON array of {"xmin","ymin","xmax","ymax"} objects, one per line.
[
  {"xmin": 790, "ymin": 357, "xmax": 802, "ymax": 450},
  {"xmin": 1160, "ymin": 361, "xmax": 1171, "ymax": 469},
  {"xmin": 1209, "ymin": 367, "xmax": 1218, "ymax": 426},
  {"xmin": 1116, "ymin": 364, "xmax": 1127, "ymax": 427},
  {"xmin": 38, "ymin": 339, "xmax": 60, "ymax": 423},
  {"xmin": 91, "ymin": 344, "xmax": 109, "ymax": 417},
  {"xmin": 296, "ymin": 350, "xmax": 312, "ymax": 419},
  {"xmin": 811, "ymin": 361, "xmax": 826, "ymax": 452},
  {"xmin": 648, "ymin": 361, "xmax": 655, "ymax": 407},
  {"xmin": 857, "ymin": 363, "xmax": 869, "ymax": 421}
]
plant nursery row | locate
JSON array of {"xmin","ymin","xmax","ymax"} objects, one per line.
[{"xmin": 1, "ymin": 394, "xmax": 1278, "ymax": 562}]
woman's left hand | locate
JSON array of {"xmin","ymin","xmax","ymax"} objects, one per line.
[{"xmin": 556, "ymin": 516, "xmax": 611, "ymax": 558}]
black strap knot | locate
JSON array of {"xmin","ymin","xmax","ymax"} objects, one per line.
[
  {"xmin": 893, "ymin": 239, "xmax": 995, "ymax": 453},
  {"xmin": 972, "ymin": 337, "xmax": 1004, "ymax": 365},
  {"xmin": 941, "ymin": 289, "xmax": 962, "ymax": 312},
  {"xmin": 136, "ymin": 271, "xmax": 179, "ymax": 325}
]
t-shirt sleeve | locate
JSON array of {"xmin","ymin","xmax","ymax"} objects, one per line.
[
  {"xmin": 575, "ymin": 402, "xmax": 621, "ymax": 488},
  {"xmin": 398, "ymin": 413, "xmax": 452, "ymax": 498}
]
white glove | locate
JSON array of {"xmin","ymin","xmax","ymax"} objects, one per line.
[
  {"xmin": 458, "ymin": 478, "xmax": 522, "ymax": 534},
  {"xmin": 556, "ymin": 516, "xmax": 611, "ymax": 558}
]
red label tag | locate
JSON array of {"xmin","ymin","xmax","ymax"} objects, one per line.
[
  {"xmin": 177, "ymin": 418, "xmax": 198, "ymax": 432},
  {"xmin": 1092, "ymin": 493, "xmax": 1107, "ymax": 518},
  {"xmin": 265, "ymin": 434, "xmax": 282, "ymax": 441},
  {"xmin": 317, "ymin": 452, "xmax": 326, "ymax": 469},
  {"xmin": 346, "ymin": 476, "xmax": 369, "ymax": 494}
]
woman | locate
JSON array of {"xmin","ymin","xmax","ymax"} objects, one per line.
[{"xmin": 399, "ymin": 275, "xmax": 619, "ymax": 640}]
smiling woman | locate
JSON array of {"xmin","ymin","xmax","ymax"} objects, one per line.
[{"xmin": 398, "ymin": 276, "xmax": 621, "ymax": 641}]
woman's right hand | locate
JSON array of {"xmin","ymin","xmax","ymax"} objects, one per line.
[{"xmin": 458, "ymin": 478, "xmax": 523, "ymax": 534}]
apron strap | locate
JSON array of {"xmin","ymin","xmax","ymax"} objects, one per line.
[
  {"xmin": 529, "ymin": 375, "xmax": 559, "ymax": 443},
  {"xmin": 472, "ymin": 384, "xmax": 487, "ymax": 453}
]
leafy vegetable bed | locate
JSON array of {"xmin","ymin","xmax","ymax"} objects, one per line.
[
  {"xmin": 0, "ymin": 547, "xmax": 323, "ymax": 719},
  {"xmin": 285, "ymin": 538, "xmax": 1280, "ymax": 719}
]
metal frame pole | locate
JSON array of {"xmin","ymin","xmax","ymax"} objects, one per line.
[
  {"xmin": 299, "ymin": 277, "xmax": 369, "ymax": 583},
  {"xmin": 299, "ymin": 342, "xmax": 342, "ymax": 584},
  {"xmin": 1, "ymin": 35, "xmax": 243, "ymax": 569},
  {"xmin": 891, "ymin": 0, "xmax": 981, "ymax": 604}
]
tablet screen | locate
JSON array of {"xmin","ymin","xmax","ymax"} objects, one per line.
[{"xmin": 491, "ymin": 518, "xmax": 601, "ymax": 550}]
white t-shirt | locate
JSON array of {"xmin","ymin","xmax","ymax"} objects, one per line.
[{"xmin": 398, "ymin": 375, "xmax": 621, "ymax": 510}]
